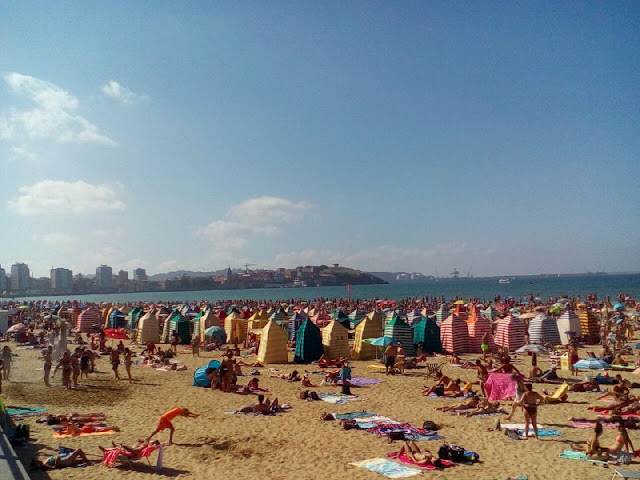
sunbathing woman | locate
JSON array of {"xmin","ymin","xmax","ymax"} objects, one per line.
[
  {"xmin": 436, "ymin": 395, "xmax": 480, "ymax": 412},
  {"xmin": 457, "ymin": 400, "xmax": 502, "ymax": 417},
  {"xmin": 586, "ymin": 422, "xmax": 610, "ymax": 460},
  {"xmin": 442, "ymin": 378, "xmax": 463, "ymax": 397},
  {"xmin": 40, "ymin": 448, "xmax": 90, "ymax": 469},
  {"xmin": 59, "ymin": 418, "xmax": 119, "ymax": 435},
  {"xmin": 598, "ymin": 377, "xmax": 629, "ymax": 402},
  {"xmin": 397, "ymin": 440, "xmax": 439, "ymax": 466},
  {"xmin": 569, "ymin": 377, "xmax": 600, "ymax": 392},
  {"xmin": 521, "ymin": 383, "xmax": 544, "ymax": 439},
  {"xmin": 99, "ymin": 439, "xmax": 161, "ymax": 456},
  {"xmin": 607, "ymin": 422, "xmax": 636, "ymax": 455},
  {"xmin": 42, "ymin": 413, "xmax": 107, "ymax": 425},
  {"xmin": 422, "ymin": 372, "xmax": 451, "ymax": 396},
  {"xmin": 301, "ymin": 374, "xmax": 317, "ymax": 388}
]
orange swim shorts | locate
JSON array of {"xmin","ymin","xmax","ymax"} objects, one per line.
[{"xmin": 157, "ymin": 417, "xmax": 174, "ymax": 431}]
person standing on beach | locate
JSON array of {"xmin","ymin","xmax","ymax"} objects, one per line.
[
  {"xmin": 43, "ymin": 345, "xmax": 53, "ymax": 387},
  {"xmin": 170, "ymin": 330, "xmax": 180, "ymax": 354},
  {"xmin": 2, "ymin": 346, "xmax": 12, "ymax": 381},
  {"xmin": 110, "ymin": 349, "xmax": 121, "ymax": 380},
  {"xmin": 123, "ymin": 348, "xmax": 133, "ymax": 383},
  {"xmin": 384, "ymin": 342, "xmax": 398, "ymax": 375},
  {"xmin": 147, "ymin": 407, "xmax": 200, "ymax": 445},
  {"xmin": 70, "ymin": 349, "xmax": 80, "ymax": 386},
  {"xmin": 521, "ymin": 383, "xmax": 544, "ymax": 439},
  {"xmin": 191, "ymin": 335, "xmax": 200, "ymax": 357},
  {"xmin": 53, "ymin": 351, "xmax": 73, "ymax": 390}
]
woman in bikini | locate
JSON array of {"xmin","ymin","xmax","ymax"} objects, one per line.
[
  {"xmin": 397, "ymin": 440, "xmax": 439, "ymax": 466},
  {"xmin": 436, "ymin": 395, "xmax": 480, "ymax": 412},
  {"xmin": 521, "ymin": 383, "xmax": 544, "ymax": 439},
  {"xmin": 53, "ymin": 352, "xmax": 73, "ymax": 390},
  {"xmin": 586, "ymin": 422, "xmax": 609, "ymax": 459},
  {"xmin": 110, "ymin": 348, "xmax": 121, "ymax": 380},
  {"xmin": 607, "ymin": 422, "xmax": 635, "ymax": 454},
  {"xmin": 123, "ymin": 348, "xmax": 133, "ymax": 383}
]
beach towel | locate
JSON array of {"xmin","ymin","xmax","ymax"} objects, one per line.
[
  {"xmin": 317, "ymin": 392, "xmax": 361, "ymax": 404},
  {"xmin": 6, "ymin": 406, "xmax": 46, "ymax": 418},
  {"xmin": 102, "ymin": 443, "xmax": 164, "ymax": 468},
  {"xmin": 428, "ymin": 392, "xmax": 472, "ymax": 399},
  {"xmin": 484, "ymin": 373, "xmax": 516, "ymax": 402},
  {"xmin": 53, "ymin": 429, "xmax": 117, "ymax": 438},
  {"xmin": 386, "ymin": 452, "xmax": 455, "ymax": 470},
  {"xmin": 515, "ymin": 428, "xmax": 561, "ymax": 438},
  {"xmin": 350, "ymin": 458, "xmax": 422, "ymax": 478},
  {"xmin": 334, "ymin": 411, "xmax": 377, "ymax": 420},
  {"xmin": 559, "ymin": 450, "xmax": 608, "ymax": 464},
  {"xmin": 337, "ymin": 377, "xmax": 382, "ymax": 387}
]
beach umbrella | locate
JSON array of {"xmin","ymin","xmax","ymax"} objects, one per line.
[
  {"xmin": 549, "ymin": 305, "xmax": 561, "ymax": 315},
  {"xmin": 613, "ymin": 303, "xmax": 625, "ymax": 311},
  {"xmin": 633, "ymin": 343, "xmax": 640, "ymax": 350},
  {"xmin": 573, "ymin": 358, "xmax": 611, "ymax": 370},
  {"xmin": 204, "ymin": 326, "xmax": 226, "ymax": 339},
  {"xmin": 6, "ymin": 323, "xmax": 26, "ymax": 333},
  {"xmin": 516, "ymin": 344, "xmax": 548, "ymax": 354},
  {"xmin": 103, "ymin": 328, "xmax": 130, "ymax": 340},
  {"xmin": 363, "ymin": 336, "xmax": 396, "ymax": 346},
  {"xmin": 519, "ymin": 312, "xmax": 537, "ymax": 319},
  {"xmin": 454, "ymin": 300, "xmax": 465, "ymax": 305}
]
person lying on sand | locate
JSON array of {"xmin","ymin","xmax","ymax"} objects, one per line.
[
  {"xmin": 569, "ymin": 378, "xmax": 600, "ymax": 392},
  {"xmin": 99, "ymin": 439, "xmax": 161, "ymax": 456},
  {"xmin": 58, "ymin": 418, "xmax": 119, "ymax": 435},
  {"xmin": 41, "ymin": 413, "xmax": 107, "ymax": 425},
  {"xmin": 457, "ymin": 400, "xmax": 502, "ymax": 417},
  {"xmin": 38, "ymin": 448, "xmax": 91, "ymax": 469},
  {"xmin": 301, "ymin": 374, "xmax": 318, "ymax": 388},
  {"xmin": 397, "ymin": 440, "xmax": 441, "ymax": 466},
  {"xmin": 235, "ymin": 395, "xmax": 285, "ymax": 415},
  {"xmin": 436, "ymin": 395, "xmax": 480, "ymax": 412},
  {"xmin": 422, "ymin": 372, "xmax": 451, "ymax": 396},
  {"xmin": 270, "ymin": 370, "xmax": 301, "ymax": 382}
]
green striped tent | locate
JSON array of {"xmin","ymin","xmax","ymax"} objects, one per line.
[{"xmin": 294, "ymin": 318, "xmax": 324, "ymax": 363}]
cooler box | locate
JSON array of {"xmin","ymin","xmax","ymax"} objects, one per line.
[{"xmin": 560, "ymin": 352, "xmax": 570, "ymax": 371}]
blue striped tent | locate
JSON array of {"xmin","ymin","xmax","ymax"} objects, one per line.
[
  {"xmin": 412, "ymin": 317, "xmax": 442, "ymax": 353},
  {"xmin": 348, "ymin": 309, "xmax": 367, "ymax": 329},
  {"xmin": 108, "ymin": 309, "xmax": 126, "ymax": 329},
  {"xmin": 384, "ymin": 316, "xmax": 415, "ymax": 356},
  {"xmin": 528, "ymin": 313, "xmax": 561, "ymax": 345},
  {"xmin": 435, "ymin": 305, "xmax": 450, "ymax": 325},
  {"xmin": 288, "ymin": 312, "xmax": 307, "ymax": 341},
  {"xmin": 294, "ymin": 319, "xmax": 324, "ymax": 363}
]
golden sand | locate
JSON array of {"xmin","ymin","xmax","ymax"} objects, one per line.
[{"xmin": 3, "ymin": 342, "xmax": 636, "ymax": 480}]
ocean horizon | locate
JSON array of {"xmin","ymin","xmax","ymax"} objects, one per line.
[{"xmin": 12, "ymin": 272, "xmax": 640, "ymax": 304}]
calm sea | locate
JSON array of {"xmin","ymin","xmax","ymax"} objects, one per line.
[{"xmin": 17, "ymin": 273, "xmax": 639, "ymax": 304}]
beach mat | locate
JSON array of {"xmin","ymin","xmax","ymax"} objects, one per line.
[
  {"xmin": 386, "ymin": 452, "xmax": 455, "ymax": 470},
  {"xmin": 53, "ymin": 430, "xmax": 117, "ymax": 438},
  {"xmin": 335, "ymin": 411, "xmax": 377, "ymax": 420},
  {"xmin": 559, "ymin": 450, "xmax": 608, "ymax": 464},
  {"xmin": 350, "ymin": 458, "xmax": 422, "ymax": 478},
  {"xmin": 571, "ymin": 420, "xmax": 618, "ymax": 429},
  {"xmin": 317, "ymin": 393, "xmax": 361, "ymax": 404},
  {"xmin": 7, "ymin": 406, "xmax": 46, "ymax": 417},
  {"xmin": 338, "ymin": 377, "xmax": 382, "ymax": 387}
]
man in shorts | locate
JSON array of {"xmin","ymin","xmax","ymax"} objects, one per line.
[
  {"xmin": 385, "ymin": 342, "xmax": 398, "ymax": 375},
  {"xmin": 147, "ymin": 407, "xmax": 200, "ymax": 445}
]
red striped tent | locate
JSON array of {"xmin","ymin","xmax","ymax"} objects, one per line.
[
  {"xmin": 494, "ymin": 314, "xmax": 526, "ymax": 351},
  {"xmin": 440, "ymin": 314, "xmax": 471, "ymax": 354},
  {"xmin": 67, "ymin": 307, "xmax": 82, "ymax": 328},
  {"xmin": 311, "ymin": 311, "xmax": 332, "ymax": 328},
  {"xmin": 76, "ymin": 308, "xmax": 100, "ymax": 333},
  {"xmin": 466, "ymin": 306, "xmax": 496, "ymax": 353}
]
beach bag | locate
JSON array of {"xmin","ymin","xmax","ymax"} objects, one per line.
[
  {"xmin": 617, "ymin": 451, "xmax": 632, "ymax": 465},
  {"xmin": 340, "ymin": 419, "xmax": 357, "ymax": 430},
  {"xmin": 298, "ymin": 390, "xmax": 309, "ymax": 400},
  {"xmin": 387, "ymin": 431, "xmax": 405, "ymax": 442},
  {"xmin": 309, "ymin": 391, "xmax": 320, "ymax": 401},
  {"xmin": 463, "ymin": 449, "xmax": 480, "ymax": 463},
  {"xmin": 439, "ymin": 444, "xmax": 465, "ymax": 462},
  {"xmin": 423, "ymin": 420, "xmax": 438, "ymax": 431}
]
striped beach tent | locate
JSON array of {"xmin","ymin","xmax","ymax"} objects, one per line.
[
  {"xmin": 312, "ymin": 311, "xmax": 332, "ymax": 328},
  {"xmin": 161, "ymin": 311, "xmax": 180, "ymax": 342},
  {"xmin": 440, "ymin": 314, "xmax": 471, "ymax": 354},
  {"xmin": 199, "ymin": 309, "xmax": 220, "ymax": 342},
  {"xmin": 333, "ymin": 310, "xmax": 351, "ymax": 330},
  {"xmin": 67, "ymin": 307, "xmax": 82, "ymax": 328},
  {"xmin": 494, "ymin": 314, "xmax": 526, "ymax": 351},
  {"xmin": 76, "ymin": 308, "xmax": 100, "ymax": 333},
  {"xmin": 352, "ymin": 314, "xmax": 383, "ymax": 360},
  {"xmin": 322, "ymin": 320, "xmax": 350, "ymax": 360},
  {"xmin": 483, "ymin": 306, "xmax": 499, "ymax": 322},
  {"xmin": 191, "ymin": 312, "xmax": 203, "ymax": 341},
  {"xmin": 136, "ymin": 309, "xmax": 160, "ymax": 344},
  {"xmin": 557, "ymin": 310, "xmax": 581, "ymax": 345},
  {"xmin": 435, "ymin": 305, "xmax": 450, "ymax": 325},
  {"xmin": 269, "ymin": 309, "xmax": 289, "ymax": 327},
  {"xmin": 577, "ymin": 309, "xmax": 600, "ymax": 342},
  {"xmin": 412, "ymin": 317, "xmax": 442, "ymax": 354},
  {"xmin": 126, "ymin": 307, "xmax": 143, "ymax": 331},
  {"xmin": 384, "ymin": 316, "xmax": 415, "ymax": 356},
  {"xmin": 169, "ymin": 315, "xmax": 193, "ymax": 345},
  {"xmin": 348, "ymin": 309, "xmax": 367, "ymax": 329},
  {"xmin": 257, "ymin": 320, "xmax": 289, "ymax": 364},
  {"xmin": 248, "ymin": 309, "xmax": 270, "ymax": 331},
  {"xmin": 107, "ymin": 309, "xmax": 127, "ymax": 329},
  {"xmin": 288, "ymin": 312, "xmax": 307, "ymax": 341},
  {"xmin": 365, "ymin": 311, "xmax": 384, "ymax": 336},
  {"xmin": 294, "ymin": 319, "xmax": 324, "ymax": 363},
  {"xmin": 528, "ymin": 313, "xmax": 561, "ymax": 345},
  {"xmin": 406, "ymin": 309, "xmax": 423, "ymax": 325},
  {"xmin": 224, "ymin": 311, "xmax": 247, "ymax": 345},
  {"xmin": 466, "ymin": 306, "xmax": 496, "ymax": 353}
]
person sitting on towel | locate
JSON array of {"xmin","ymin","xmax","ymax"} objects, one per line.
[
  {"xmin": 99, "ymin": 439, "xmax": 161, "ymax": 457},
  {"xmin": 253, "ymin": 395, "xmax": 280, "ymax": 414},
  {"xmin": 422, "ymin": 372, "xmax": 452, "ymax": 396}
]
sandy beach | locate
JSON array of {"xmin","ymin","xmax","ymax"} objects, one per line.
[{"xmin": 2, "ymin": 340, "xmax": 635, "ymax": 480}]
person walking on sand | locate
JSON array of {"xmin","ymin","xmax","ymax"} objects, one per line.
[
  {"xmin": 2, "ymin": 346, "xmax": 12, "ymax": 381},
  {"xmin": 521, "ymin": 383, "xmax": 544, "ymax": 439},
  {"xmin": 191, "ymin": 335, "xmax": 200, "ymax": 357},
  {"xmin": 147, "ymin": 407, "xmax": 200, "ymax": 445},
  {"xmin": 123, "ymin": 348, "xmax": 133, "ymax": 383},
  {"xmin": 43, "ymin": 345, "xmax": 53, "ymax": 387},
  {"xmin": 53, "ymin": 351, "xmax": 73, "ymax": 390},
  {"xmin": 70, "ymin": 349, "xmax": 81, "ymax": 386}
]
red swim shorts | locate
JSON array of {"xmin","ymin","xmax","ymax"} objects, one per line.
[{"xmin": 157, "ymin": 417, "xmax": 174, "ymax": 431}]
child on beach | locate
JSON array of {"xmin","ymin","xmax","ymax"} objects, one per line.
[{"xmin": 147, "ymin": 407, "xmax": 199, "ymax": 445}]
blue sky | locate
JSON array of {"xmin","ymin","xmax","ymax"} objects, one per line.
[{"xmin": 1, "ymin": 2, "xmax": 638, "ymax": 278}]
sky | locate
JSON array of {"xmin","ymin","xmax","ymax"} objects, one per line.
[{"xmin": 0, "ymin": 2, "xmax": 638, "ymax": 278}]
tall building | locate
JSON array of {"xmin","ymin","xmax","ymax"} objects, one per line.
[
  {"xmin": 10, "ymin": 263, "xmax": 30, "ymax": 293},
  {"xmin": 116, "ymin": 270, "xmax": 129, "ymax": 285},
  {"xmin": 133, "ymin": 268, "xmax": 147, "ymax": 281},
  {"xmin": 95, "ymin": 264, "xmax": 113, "ymax": 290},
  {"xmin": 0, "ymin": 265, "xmax": 6, "ymax": 293},
  {"xmin": 50, "ymin": 267, "xmax": 73, "ymax": 293}
]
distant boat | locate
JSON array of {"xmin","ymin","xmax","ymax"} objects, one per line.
[
  {"xmin": 291, "ymin": 279, "xmax": 307, "ymax": 288},
  {"xmin": 499, "ymin": 278, "xmax": 511, "ymax": 284}
]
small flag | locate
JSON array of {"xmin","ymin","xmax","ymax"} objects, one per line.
[{"xmin": 347, "ymin": 284, "xmax": 351, "ymax": 293}]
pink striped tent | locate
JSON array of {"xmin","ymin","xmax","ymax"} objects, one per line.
[
  {"xmin": 68, "ymin": 307, "xmax": 81, "ymax": 328},
  {"xmin": 494, "ymin": 314, "xmax": 526, "ymax": 351},
  {"xmin": 76, "ymin": 308, "xmax": 100, "ymax": 333},
  {"xmin": 466, "ymin": 306, "xmax": 496, "ymax": 353},
  {"xmin": 440, "ymin": 314, "xmax": 471, "ymax": 354}
]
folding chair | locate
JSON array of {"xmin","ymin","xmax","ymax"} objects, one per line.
[
  {"xmin": 425, "ymin": 362, "xmax": 442, "ymax": 379},
  {"xmin": 611, "ymin": 469, "xmax": 640, "ymax": 479}
]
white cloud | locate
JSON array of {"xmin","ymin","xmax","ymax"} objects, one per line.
[
  {"xmin": 42, "ymin": 232, "xmax": 78, "ymax": 246},
  {"xmin": 7, "ymin": 180, "xmax": 125, "ymax": 215},
  {"xmin": 9, "ymin": 146, "xmax": 38, "ymax": 162},
  {"xmin": 156, "ymin": 259, "xmax": 179, "ymax": 273},
  {"xmin": 1, "ymin": 73, "xmax": 116, "ymax": 146},
  {"xmin": 101, "ymin": 80, "xmax": 148, "ymax": 105},
  {"xmin": 228, "ymin": 196, "xmax": 312, "ymax": 225}
]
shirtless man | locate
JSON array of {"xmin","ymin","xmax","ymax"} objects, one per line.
[
  {"xmin": 384, "ymin": 342, "xmax": 398, "ymax": 375},
  {"xmin": 43, "ymin": 345, "xmax": 53, "ymax": 387}
]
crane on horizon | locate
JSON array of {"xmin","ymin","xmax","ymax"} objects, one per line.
[{"xmin": 244, "ymin": 263, "xmax": 256, "ymax": 273}]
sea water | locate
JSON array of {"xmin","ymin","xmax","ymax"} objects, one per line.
[{"xmin": 16, "ymin": 273, "xmax": 639, "ymax": 304}]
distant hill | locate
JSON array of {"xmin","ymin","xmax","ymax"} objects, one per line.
[
  {"xmin": 368, "ymin": 271, "xmax": 434, "ymax": 283},
  {"xmin": 149, "ymin": 269, "xmax": 239, "ymax": 281},
  {"xmin": 322, "ymin": 267, "xmax": 387, "ymax": 285}
]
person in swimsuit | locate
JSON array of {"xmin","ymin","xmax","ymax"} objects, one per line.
[
  {"xmin": 43, "ymin": 345, "xmax": 53, "ymax": 387},
  {"xmin": 80, "ymin": 349, "xmax": 91, "ymax": 379},
  {"xmin": 110, "ymin": 349, "xmax": 120, "ymax": 380},
  {"xmin": 529, "ymin": 353, "xmax": 543, "ymax": 378},
  {"xmin": 436, "ymin": 395, "xmax": 481, "ymax": 412},
  {"xmin": 568, "ymin": 343, "xmax": 579, "ymax": 377},
  {"xmin": 58, "ymin": 418, "xmax": 118, "ymax": 435},
  {"xmin": 521, "ymin": 383, "xmax": 544, "ymax": 439},
  {"xmin": 41, "ymin": 448, "xmax": 90, "ymax": 469},
  {"xmin": 147, "ymin": 407, "xmax": 199, "ymax": 445},
  {"xmin": 70, "ymin": 349, "xmax": 81, "ymax": 386},
  {"xmin": 608, "ymin": 422, "xmax": 635, "ymax": 454},
  {"xmin": 384, "ymin": 342, "xmax": 398, "ymax": 375},
  {"xmin": 506, "ymin": 374, "xmax": 526, "ymax": 421},
  {"xmin": 397, "ymin": 440, "xmax": 439, "ymax": 466},
  {"xmin": 53, "ymin": 351, "xmax": 73, "ymax": 390},
  {"xmin": 2, "ymin": 346, "xmax": 12, "ymax": 381},
  {"xmin": 586, "ymin": 422, "xmax": 609, "ymax": 459},
  {"xmin": 458, "ymin": 400, "xmax": 502, "ymax": 417},
  {"xmin": 481, "ymin": 333, "xmax": 490, "ymax": 360}
]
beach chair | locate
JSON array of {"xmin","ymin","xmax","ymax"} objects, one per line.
[
  {"xmin": 543, "ymin": 382, "xmax": 569, "ymax": 404},
  {"xmin": 612, "ymin": 469, "xmax": 640, "ymax": 479},
  {"xmin": 425, "ymin": 362, "xmax": 441, "ymax": 379},
  {"xmin": 102, "ymin": 443, "xmax": 164, "ymax": 470},
  {"xmin": 587, "ymin": 351, "xmax": 597, "ymax": 359}
]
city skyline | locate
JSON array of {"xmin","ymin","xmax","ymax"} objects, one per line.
[{"xmin": 1, "ymin": 3, "xmax": 639, "ymax": 278}]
